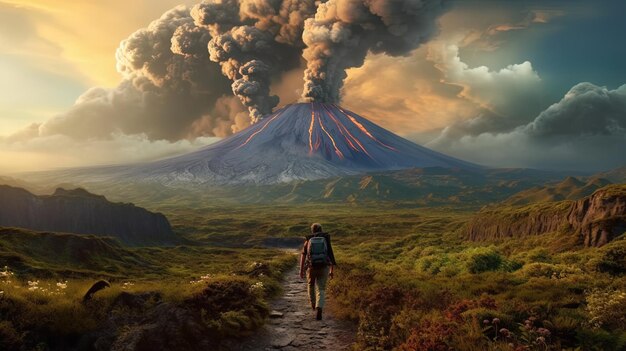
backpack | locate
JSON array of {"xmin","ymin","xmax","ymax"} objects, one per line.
[{"xmin": 307, "ymin": 234, "xmax": 329, "ymax": 267}]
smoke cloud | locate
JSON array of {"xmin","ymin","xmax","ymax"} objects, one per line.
[
  {"xmin": 8, "ymin": 0, "xmax": 452, "ymax": 145},
  {"xmin": 190, "ymin": 0, "xmax": 317, "ymax": 122},
  {"xmin": 33, "ymin": 6, "xmax": 235, "ymax": 141},
  {"xmin": 301, "ymin": 0, "xmax": 449, "ymax": 103}
]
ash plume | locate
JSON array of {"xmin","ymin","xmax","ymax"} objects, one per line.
[
  {"xmin": 191, "ymin": 0, "xmax": 311, "ymax": 122},
  {"xmin": 18, "ymin": 0, "xmax": 452, "ymax": 145},
  {"xmin": 301, "ymin": 0, "xmax": 449, "ymax": 103}
]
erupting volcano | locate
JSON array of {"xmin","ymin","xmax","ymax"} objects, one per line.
[{"xmin": 127, "ymin": 103, "xmax": 478, "ymax": 185}]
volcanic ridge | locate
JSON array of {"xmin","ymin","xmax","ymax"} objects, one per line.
[{"xmin": 127, "ymin": 103, "xmax": 478, "ymax": 185}]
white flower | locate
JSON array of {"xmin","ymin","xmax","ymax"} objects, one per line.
[
  {"xmin": 56, "ymin": 282, "xmax": 67, "ymax": 289},
  {"xmin": 250, "ymin": 281, "xmax": 264, "ymax": 291}
]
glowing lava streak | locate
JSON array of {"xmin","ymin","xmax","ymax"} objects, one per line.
[
  {"xmin": 308, "ymin": 105, "xmax": 316, "ymax": 154},
  {"xmin": 335, "ymin": 105, "xmax": 397, "ymax": 151},
  {"xmin": 322, "ymin": 104, "xmax": 372, "ymax": 158},
  {"xmin": 317, "ymin": 108, "xmax": 344, "ymax": 159},
  {"xmin": 235, "ymin": 109, "xmax": 284, "ymax": 150}
]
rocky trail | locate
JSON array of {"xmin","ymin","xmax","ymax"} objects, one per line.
[{"xmin": 223, "ymin": 264, "xmax": 356, "ymax": 350}]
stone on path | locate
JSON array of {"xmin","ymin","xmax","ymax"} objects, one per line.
[{"xmin": 269, "ymin": 311, "xmax": 284, "ymax": 318}]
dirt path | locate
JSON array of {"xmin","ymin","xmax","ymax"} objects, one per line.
[{"xmin": 223, "ymin": 264, "xmax": 355, "ymax": 350}]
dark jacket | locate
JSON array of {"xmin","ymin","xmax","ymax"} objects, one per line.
[{"xmin": 302, "ymin": 232, "xmax": 337, "ymax": 266}]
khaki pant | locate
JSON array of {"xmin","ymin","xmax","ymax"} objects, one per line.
[{"xmin": 307, "ymin": 265, "xmax": 330, "ymax": 309}]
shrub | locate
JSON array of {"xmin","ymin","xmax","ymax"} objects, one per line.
[
  {"xmin": 596, "ymin": 241, "xmax": 626, "ymax": 276},
  {"xmin": 185, "ymin": 278, "xmax": 269, "ymax": 338},
  {"xmin": 466, "ymin": 248, "xmax": 503, "ymax": 274},
  {"xmin": 518, "ymin": 262, "xmax": 582, "ymax": 279},
  {"xmin": 585, "ymin": 288, "xmax": 626, "ymax": 330}
]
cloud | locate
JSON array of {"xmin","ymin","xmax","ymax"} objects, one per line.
[
  {"xmin": 0, "ymin": 133, "xmax": 217, "ymax": 173},
  {"xmin": 339, "ymin": 34, "xmax": 544, "ymax": 137},
  {"xmin": 524, "ymin": 83, "xmax": 626, "ymax": 137},
  {"xmin": 341, "ymin": 49, "xmax": 479, "ymax": 133},
  {"xmin": 428, "ymin": 41, "xmax": 543, "ymax": 122},
  {"xmin": 12, "ymin": 6, "xmax": 236, "ymax": 142},
  {"xmin": 429, "ymin": 83, "xmax": 626, "ymax": 171}
]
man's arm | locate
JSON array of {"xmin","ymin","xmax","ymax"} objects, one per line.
[
  {"xmin": 299, "ymin": 239, "xmax": 307, "ymax": 279},
  {"xmin": 299, "ymin": 252, "xmax": 306, "ymax": 279}
]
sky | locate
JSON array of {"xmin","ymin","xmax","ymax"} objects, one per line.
[{"xmin": 0, "ymin": 0, "xmax": 625, "ymax": 173}]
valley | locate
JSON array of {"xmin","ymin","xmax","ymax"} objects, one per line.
[{"xmin": 1, "ymin": 173, "xmax": 625, "ymax": 350}]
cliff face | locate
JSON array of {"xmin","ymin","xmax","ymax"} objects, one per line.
[
  {"xmin": 0, "ymin": 185, "xmax": 176, "ymax": 246},
  {"xmin": 567, "ymin": 186, "xmax": 626, "ymax": 246},
  {"xmin": 465, "ymin": 185, "xmax": 626, "ymax": 247}
]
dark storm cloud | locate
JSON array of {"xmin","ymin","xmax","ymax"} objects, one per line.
[
  {"xmin": 428, "ymin": 83, "xmax": 626, "ymax": 171},
  {"xmin": 524, "ymin": 83, "xmax": 626, "ymax": 137},
  {"xmin": 301, "ymin": 0, "xmax": 450, "ymax": 103},
  {"xmin": 36, "ymin": 6, "xmax": 235, "ymax": 141}
]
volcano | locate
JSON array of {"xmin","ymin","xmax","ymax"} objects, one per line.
[{"xmin": 125, "ymin": 103, "xmax": 478, "ymax": 185}]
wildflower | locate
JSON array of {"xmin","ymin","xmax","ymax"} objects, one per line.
[
  {"xmin": 56, "ymin": 282, "xmax": 68, "ymax": 289},
  {"xmin": 536, "ymin": 336, "xmax": 545, "ymax": 343},
  {"xmin": 0, "ymin": 290, "xmax": 4, "ymax": 297},
  {"xmin": 537, "ymin": 328, "xmax": 551, "ymax": 336},
  {"xmin": 499, "ymin": 328, "xmax": 510, "ymax": 337},
  {"xmin": 492, "ymin": 318, "xmax": 500, "ymax": 324},
  {"xmin": 483, "ymin": 319, "xmax": 490, "ymax": 325},
  {"xmin": 250, "ymin": 281, "xmax": 264, "ymax": 291}
]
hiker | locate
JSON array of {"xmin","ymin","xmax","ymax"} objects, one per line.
[{"xmin": 299, "ymin": 223, "xmax": 337, "ymax": 320}]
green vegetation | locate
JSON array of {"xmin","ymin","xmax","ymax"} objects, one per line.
[
  {"xmin": 1, "ymin": 194, "xmax": 625, "ymax": 350},
  {"xmin": 323, "ymin": 207, "xmax": 626, "ymax": 351}
]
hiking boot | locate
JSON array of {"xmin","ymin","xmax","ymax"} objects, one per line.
[{"xmin": 316, "ymin": 307, "xmax": 323, "ymax": 320}]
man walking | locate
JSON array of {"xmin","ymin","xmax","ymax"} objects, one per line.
[{"xmin": 299, "ymin": 223, "xmax": 337, "ymax": 320}]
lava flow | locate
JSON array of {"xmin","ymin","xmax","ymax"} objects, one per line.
[{"xmin": 335, "ymin": 105, "xmax": 397, "ymax": 151}]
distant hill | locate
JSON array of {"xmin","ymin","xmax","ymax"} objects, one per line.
[
  {"xmin": 465, "ymin": 184, "xmax": 626, "ymax": 247},
  {"xmin": 0, "ymin": 185, "xmax": 178, "ymax": 246},
  {"xmin": 15, "ymin": 166, "xmax": 586, "ymax": 206},
  {"xmin": 227, "ymin": 167, "xmax": 578, "ymax": 205},
  {"xmin": 0, "ymin": 227, "xmax": 155, "ymax": 277},
  {"xmin": 502, "ymin": 176, "xmax": 612, "ymax": 206},
  {"xmin": 594, "ymin": 166, "xmax": 626, "ymax": 183}
]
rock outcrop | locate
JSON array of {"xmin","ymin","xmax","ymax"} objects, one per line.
[
  {"xmin": 0, "ymin": 185, "xmax": 176, "ymax": 246},
  {"xmin": 465, "ymin": 185, "xmax": 626, "ymax": 247}
]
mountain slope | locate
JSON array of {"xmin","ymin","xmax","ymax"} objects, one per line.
[
  {"xmin": 21, "ymin": 103, "xmax": 479, "ymax": 186},
  {"xmin": 0, "ymin": 185, "xmax": 177, "ymax": 246},
  {"xmin": 502, "ymin": 176, "xmax": 612, "ymax": 205}
]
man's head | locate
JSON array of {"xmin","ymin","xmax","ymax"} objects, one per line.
[{"xmin": 311, "ymin": 223, "xmax": 323, "ymax": 234}]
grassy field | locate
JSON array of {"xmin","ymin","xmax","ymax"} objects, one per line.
[{"xmin": 1, "ymin": 201, "xmax": 625, "ymax": 350}]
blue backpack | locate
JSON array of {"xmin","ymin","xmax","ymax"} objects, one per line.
[{"xmin": 307, "ymin": 235, "xmax": 329, "ymax": 267}]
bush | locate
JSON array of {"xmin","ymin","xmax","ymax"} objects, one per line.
[
  {"xmin": 596, "ymin": 241, "xmax": 626, "ymax": 276},
  {"xmin": 185, "ymin": 278, "xmax": 269, "ymax": 338},
  {"xmin": 518, "ymin": 262, "xmax": 583, "ymax": 279},
  {"xmin": 585, "ymin": 288, "xmax": 626, "ymax": 330},
  {"xmin": 466, "ymin": 248, "xmax": 503, "ymax": 274}
]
